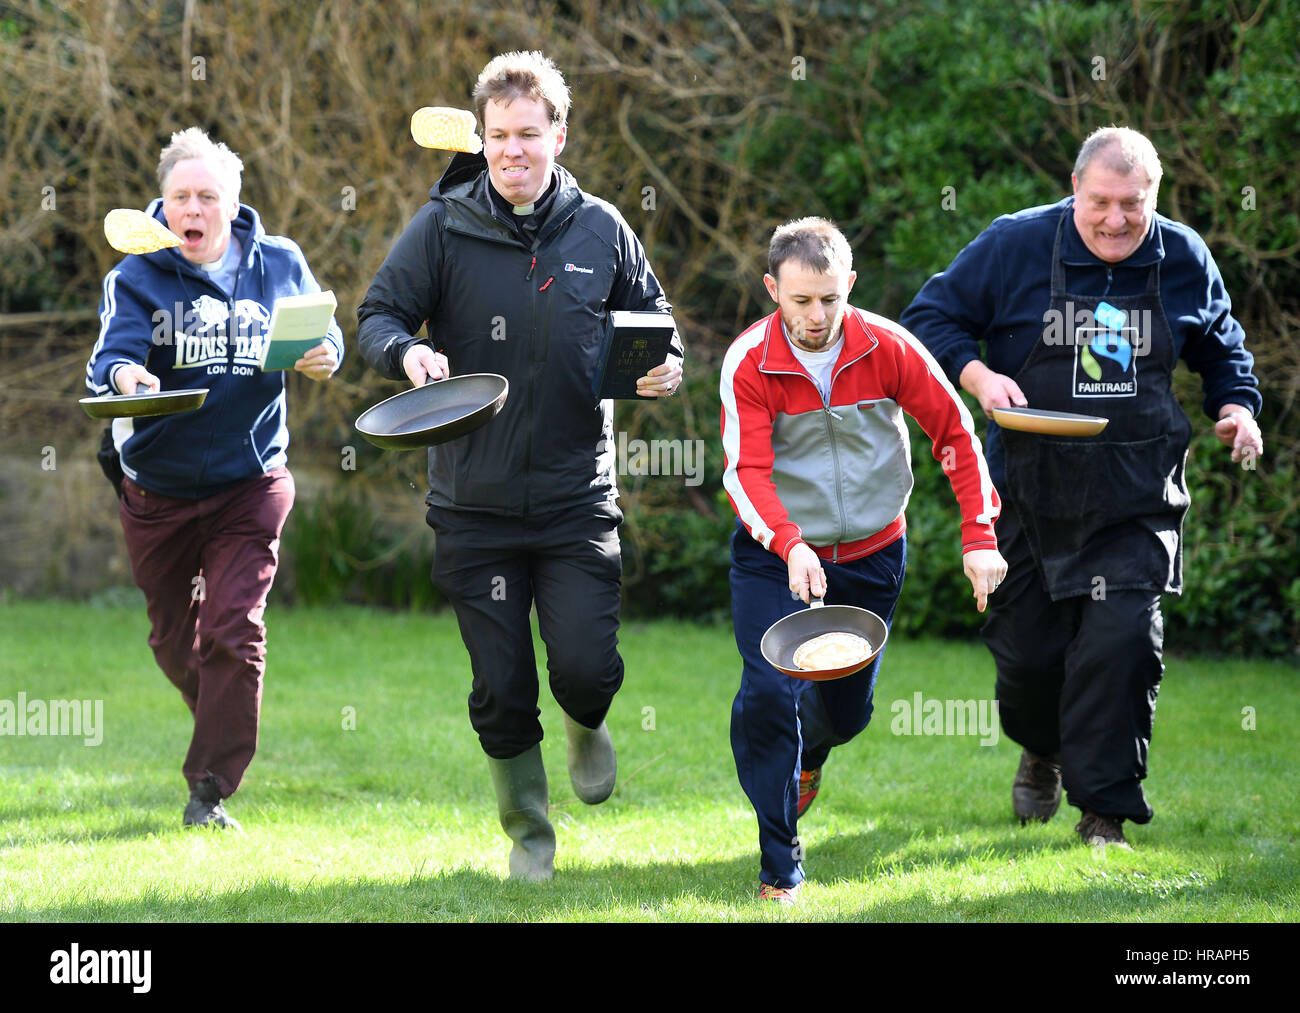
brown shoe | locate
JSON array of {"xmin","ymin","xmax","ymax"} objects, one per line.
[
  {"xmin": 1012, "ymin": 749, "xmax": 1061, "ymax": 824},
  {"xmin": 1076, "ymin": 810, "xmax": 1130, "ymax": 849}
]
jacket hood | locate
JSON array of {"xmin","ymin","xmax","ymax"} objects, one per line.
[{"xmin": 430, "ymin": 151, "xmax": 490, "ymax": 199}]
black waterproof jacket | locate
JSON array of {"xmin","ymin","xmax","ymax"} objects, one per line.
[{"xmin": 358, "ymin": 153, "xmax": 680, "ymax": 516}]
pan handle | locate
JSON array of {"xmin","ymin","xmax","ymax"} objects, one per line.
[{"xmin": 788, "ymin": 592, "xmax": 827, "ymax": 607}]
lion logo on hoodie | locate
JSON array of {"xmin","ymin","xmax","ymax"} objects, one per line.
[{"xmin": 191, "ymin": 294, "xmax": 230, "ymax": 330}]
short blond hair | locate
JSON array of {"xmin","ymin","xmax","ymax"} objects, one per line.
[
  {"xmin": 472, "ymin": 51, "xmax": 570, "ymax": 128},
  {"xmin": 768, "ymin": 217, "xmax": 852, "ymax": 279},
  {"xmin": 156, "ymin": 126, "xmax": 244, "ymax": 202}
]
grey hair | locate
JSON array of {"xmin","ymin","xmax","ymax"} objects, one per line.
[
  {"xmin": 156, "ymin": 126, "xmax": 244, "ymax": 202},
  {"xmin": 768, "ymin": 217, "xmax": 853, "ymax": 279},
  {"xmin": 1074, "ymin": 126, "xmax": 1163, "ymax": 187}
]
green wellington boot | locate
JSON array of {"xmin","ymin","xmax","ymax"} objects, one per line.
[
  {"xmin": 563, "ymin": 713, "xmax": 617, "ymax": 804},
  {"xmin": 487, "ymin": 744, "xmax": 556, "ymax": 881}
]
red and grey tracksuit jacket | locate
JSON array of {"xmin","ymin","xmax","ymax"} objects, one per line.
[{"xmin": 720, "ymin": 306, "xmax": 1000, "ymax": 564}]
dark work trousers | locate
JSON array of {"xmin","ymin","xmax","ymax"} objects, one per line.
[
  {"xmin": 118, "ymin": 467, "xmax": 294, "ymax": 798},
  {"xmin": 981, "ymin": 505, "xmax": 1165, "ymax": 823},
  {"xmin": 428, "ymin": 501, "xmax": 625, "ymax": 760},
  {"xmin": 729, "ymin": 524, "xmax": 906, "ymax": 889}
]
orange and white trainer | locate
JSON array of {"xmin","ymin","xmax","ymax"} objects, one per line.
[{"xmin": 759, "ymin": 881, "xmax": 803, "ymax": 905}]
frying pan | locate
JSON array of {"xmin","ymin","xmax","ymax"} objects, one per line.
[
  {"xmin": 991, "ymin": 406, "xmax": 1108, "ymax": 437},
  {"xmin": 761, "ymin": 597, "xmax": 889, "ymax": 682},
  {"xmin": 80, "ymin": 387, "xmax": 209, "ymax": 419},
  {"xmin": 355, "ymin": 373, "xmax": 508, "ymax": 450}
]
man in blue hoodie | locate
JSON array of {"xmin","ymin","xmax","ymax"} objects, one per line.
[
  {"xmin": 87, "ymin": 127, "xmax": 344, "ymax": 831},
  {"xmin": 901, "ymin": 127, "xmax": 1263, "ymax": 848}
]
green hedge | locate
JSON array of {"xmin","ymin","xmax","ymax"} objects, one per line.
[{"xmin": 276, "ymin": 486, "xmax": 439, "ymax": 612}]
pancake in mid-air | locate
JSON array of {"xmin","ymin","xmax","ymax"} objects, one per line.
[{"xmin": 410, "ymin": 106, "xmax": 483, "ymax": 153}]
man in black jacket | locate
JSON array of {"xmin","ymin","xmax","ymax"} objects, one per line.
[{"xmin": 358, "ymin": 51, "xmax": 682, "ymax": 880}]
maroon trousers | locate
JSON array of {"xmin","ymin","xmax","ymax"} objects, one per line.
[{"xmin": 118, "ymin": 467, "xmax": 294, "ymax": 798}]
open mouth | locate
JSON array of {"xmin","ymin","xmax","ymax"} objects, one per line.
[{"xmin": 184, "ymin": 229, "xmax": 204, "ymax": 244}]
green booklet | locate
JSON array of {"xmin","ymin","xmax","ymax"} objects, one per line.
[{"xmin": 258, "ymin": 291, "xmax": 338, "ymax": 371}]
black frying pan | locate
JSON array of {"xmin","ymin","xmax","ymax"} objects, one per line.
[
  {"xmin": 761, "ymin": 597, "xmax": 889, "ymax": 682},
  {"xmin": 355, "ymin": 373, "xmax": 509, "ymax": 450},
  {"xmin": 80, "ymin": 387, "xmax": 209, "ymax": 419}
]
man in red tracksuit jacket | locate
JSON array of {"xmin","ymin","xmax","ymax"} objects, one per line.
[{"xmin": 720, "ymin": 217, "xmax": 1006, "ymax": 903}]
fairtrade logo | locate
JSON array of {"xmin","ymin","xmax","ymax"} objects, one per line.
[
  {"xmin": 1082, "ymin": 300, "xmax": 1132, "ymax": 379},
  {"xmin": 1081, "ymin": 332, "xmax": 1132, "ymax": 379},
  {"xmin": 1095, "ymin": 301, "xmax": 1126, "ymax": 332}
]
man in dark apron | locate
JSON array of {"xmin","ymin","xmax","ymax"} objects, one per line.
[{"xmin": 901, "ymin": 127, "xmax": 1264, "ymax": 847}]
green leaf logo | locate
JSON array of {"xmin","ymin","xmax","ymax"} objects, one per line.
[{"xmin": 1081, "ymin": 344, "xmax": 1102, "ymax": 380}]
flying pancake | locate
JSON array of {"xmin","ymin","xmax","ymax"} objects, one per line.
[
  {"xmin": 410, "ymin": 106, "xmax": 483, "ymax": 153},
  {"xmin": 104, "ymin": 208, "xmax": 183, "ymax": 255}
]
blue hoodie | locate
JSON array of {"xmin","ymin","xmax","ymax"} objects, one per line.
[
  {"xmin": 86, "ymin": 200, "xmax": 344, "ymax": 498},
  {"xmin": 900, "ymin": 196, "xmax": 1260, "ymax": 489}
]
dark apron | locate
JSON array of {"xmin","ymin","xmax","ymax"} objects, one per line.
[{"xmin": 1001, "ymin": 209, "xmax": 1192, "ymax": 600}]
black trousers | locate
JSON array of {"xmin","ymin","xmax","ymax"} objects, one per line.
[
  {"xmin": 982, "ymin": 506, "xmax": 1165, "ymax": 823},
  {"xmin": 428, "ymin": 501, "xmax": 625, "ymax": 759}
]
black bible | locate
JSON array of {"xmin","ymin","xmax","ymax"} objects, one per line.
[{"xmin": 592, "ymin": 311, "xmax": 677, "ymax": 400}]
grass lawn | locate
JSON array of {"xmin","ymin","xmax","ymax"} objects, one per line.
[{"xmin": 1, "ymin": 597, "xmax": 1296, "ymax": 923}]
